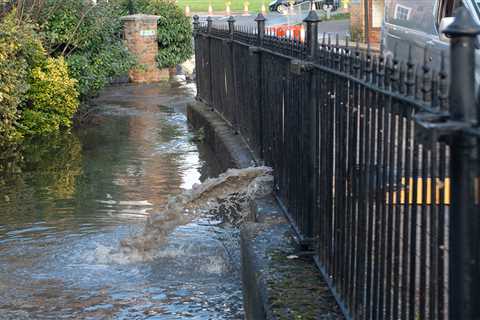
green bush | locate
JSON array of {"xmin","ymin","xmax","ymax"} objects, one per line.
[
  {"xmin": 0, "ymin": 1, "xmax": 137, "ymax": 145},
  {"xmin": 114, "ymin": 0, "xmax": 151, "ymax": 14},
  {"xmin": 0, "ymin": 20, "xmax": 27, "ymax": 144},
  {"xmin": 146, "ymin": 0, "xmax": 193, "ymax": 68},
  {"xmin": 67, "ymin": 43, "xmax": 136, "ymax": 98},
  {"xmin": 36, "ymin": 0, "xmax": 122, "ymax": 53},
  {"xmin": 35, "ymin": 0, "xmax": 136, "ymax": 98},
  {"xmin": 20, "ymin": 57, "xmax": 79, "ymax": 135},
  {"xmin": 38, "ymin": 1, "xmax": 85, "ymax": 53},
  {"xmin": 0, "ymin": 9, "xmax": 80, "ymax": 138},
  {"xmin": 0, "ymin": 11, "xmax": 46, "ymax": 143}
]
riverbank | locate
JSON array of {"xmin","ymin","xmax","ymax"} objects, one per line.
[{"xmin": 188, "ymin": 101, "xmax": 343, "ymax": 319}]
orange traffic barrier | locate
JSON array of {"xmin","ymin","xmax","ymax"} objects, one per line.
[{"xmin": 267, "ymin": 24, "xmax": 304, "ymax": 41}]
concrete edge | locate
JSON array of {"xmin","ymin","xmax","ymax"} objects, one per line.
[
  {"xmin": 187, "ymin": 101, "xmax": 343, "ymax": 320},
  {"xmin": 187, "ymin": 101, "xmax": 254, "ymax": 169},
  {"xmin": 241, "ymin": 197, "xmax": 292, "ymax": 320}
]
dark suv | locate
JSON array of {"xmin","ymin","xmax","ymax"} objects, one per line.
[{"xmin": 268, "ymin": 0, "xmax": 339, "ymax": 14}]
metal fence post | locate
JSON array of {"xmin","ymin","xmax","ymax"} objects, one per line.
[
  {"xmin": 228, "ymin": 16, "xmax": 235, "ymax": 40},
  {"xmin": 193, "ymin": 15, "xmax": 200, "ymax": 36},
  {"xmin": 304, "ymin": 10, "xmax": 320, "ymax": 59},
  {"xmin": 207, "ymin": 16, "xmax": 213, "ymax": 35},
  {"xmin": 255, "ymin": 13, "xmax": 266, "ymax": 158},
  {"xmin": 207, "ymin": 16, "xmax": 214, "ymax": 110},
  {"xmin": 228, "ymin": 16, "xmax": 238, "ymax": 132},
  {"xmin": 443, "ymin": 6, "xmax": 480, "ymax": 319},
  {"xmin": 304, "ymin": 10, "xmax": 321, "ymax": 239},
  {"xmin": 255, "ymin": 13, "xmax": 265, "ymax": 46},
  {"xmin": 192, "ymin": 15, "xmax": 200, "ymax": 100}
]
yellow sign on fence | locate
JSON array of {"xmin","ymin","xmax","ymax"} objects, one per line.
[{"xmin": 386, "ymin": 177, "xmax": 451, "ymax": 205}]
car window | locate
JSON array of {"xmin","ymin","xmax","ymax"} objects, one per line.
[
  {"xmin": 385, "ymin": 0, "xmax": 436, "ymax": 34},
  {"xmin": 437, "ymin": 0, "xmax": 463, "ymax": 18},
  {"xmin": 474, "ymin": 1, "xmax": 480, "ymax": 18}
]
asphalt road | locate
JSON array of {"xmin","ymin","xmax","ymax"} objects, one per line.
[{"xmin": 198, "ymin": 12, "xmax": 351, "ymax": 38}]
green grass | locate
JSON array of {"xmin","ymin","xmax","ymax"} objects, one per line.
[
  {"xmin": 328, "ymin": 12, "xmax": 350, "ymax": 20},
  {"xmin": 177, "ymin": 0, "xmax": 266, "ymax": 13},
  {"xmin": 176, "ymin": 0, "xmax": 351, "ymax": 18}
]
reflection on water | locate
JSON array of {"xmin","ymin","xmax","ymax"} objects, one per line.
[{"xmin": 0, "ymin": 81, "xmax": 244, "ymax": 319}]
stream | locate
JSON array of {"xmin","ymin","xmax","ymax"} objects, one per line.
[{"xmin": 0, "ymin": 81, "xmax": 247, "ymax": 319}]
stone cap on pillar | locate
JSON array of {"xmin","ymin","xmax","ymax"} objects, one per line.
[{"xmin": 121, "ymin": 14, "xmax": 160, "ymax": 22}]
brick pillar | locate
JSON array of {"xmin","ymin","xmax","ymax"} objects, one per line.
[
  {"xmin": 121, "ymin": 14, "xmax": 168, "ymax": 83},
  {"xmin": 349, "ymin": 0, "xmax": 383, "ymax": 44},
  {"xmin": 368, "ymin": 0, "xmax": 383, "ymax": 44},
  {"xmin": 349, "ymin": 1, "xmax": 365, "ymax": 41}
]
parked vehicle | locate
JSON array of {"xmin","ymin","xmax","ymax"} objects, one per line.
[
  {"xmin": 268, "ymin": 0, "xmax": 339, "ymax": 14},
  {"xmin": 382, "ymin": 0, "xmax": 480, "ymax": 74}
]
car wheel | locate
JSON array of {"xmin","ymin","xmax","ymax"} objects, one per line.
[{"xmin": 276, "ymin": 4, "xmax": 288, "ymax": 14}]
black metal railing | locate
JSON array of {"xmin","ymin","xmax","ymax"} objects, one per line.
[{"xmin": 193, "ymin": 6, "xmax": 480, "ymax": 320}]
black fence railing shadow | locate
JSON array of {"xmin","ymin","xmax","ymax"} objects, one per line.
[{"xmin": 193, "ymin": 7, "xmax": 480, "ymax": 320}]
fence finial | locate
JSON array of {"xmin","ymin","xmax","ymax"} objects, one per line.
[
  {"xmin": 405, "ymin": 45, "xmax": 415, "ymax": 96},
  {"xmin": 228, "ymin": 15, "xmax": 235, "ymax": 37},
  {"xmin": 254, "ymin": 12, "xmax": 266, "ymax": 22},
  {"xmin": 442, "ymin": 6, "xmax": 479, "ymax": 122},
  {"xmin": 303, "ymin": 9, "xmax": 321, "ymax": 23},
  {"xmin": 206, "ymin": 16, "xmax": 213, "ymax": 33},
  {"xmin": 439, "ymin": 50, "xmax": 449, "ymax": 110},
  {"xmin": 303, "ymin": 10, "xmax": 321, "ymax": 59},
  {"xmin": 193, "ymin": 15, "xmax": 200, "ymax": 30},
  {"xmin": 443, "ymin": 5, "xmax": 480, "ymax": 38},
  {"xmin": 255, "ymin": 13, "xmax": 266, "ymax": 46}
]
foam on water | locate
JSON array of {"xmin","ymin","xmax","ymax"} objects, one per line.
[{"xmin": 95, "ymin": 166, "xmax": 273, "ymax": 264}]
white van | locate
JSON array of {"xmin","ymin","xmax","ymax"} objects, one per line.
[{"xmin": 382, "ymin": 0, "xmax": 480, "ymax": 69}]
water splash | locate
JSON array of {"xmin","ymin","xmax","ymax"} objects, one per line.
[{"xmin": 98, "ymin": 166, "xmax": 273, "ymax": 263}]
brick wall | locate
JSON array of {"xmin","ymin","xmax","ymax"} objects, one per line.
[
  {"xmin": 350, "ymin": 2, "xmax": 365, "ymax": 41},
  {"xmin": 121, "ymin": 14, "xmax": 168, "ymax": 83},
  {"xmin": 349, "ymin": 0, "xmax": 382, "ymax": 44},
  {"xmin": 367, "ymin": 0, "xmax": 382, "ymax": 44},
  {"xmin": 368, "ymin": 28, "xmax": 381, "ymax": 44}
]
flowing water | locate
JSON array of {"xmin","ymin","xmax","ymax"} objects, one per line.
[{"xmin": 0, "ymin": 81, "xmax": 268, "ymax": 319}]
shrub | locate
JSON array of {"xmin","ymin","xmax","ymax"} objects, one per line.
[
  {"xmin": 67, "ymin": 43, "xmax": 136, "ymax": 98},
  {"xmin": 114, "ymin": 0, "xmax": 151, "ymax": 14},
  {"xmin": 0, "ymin": 11, "xmax": 45, "ymax": 143},
  {"xmin": 20, "ymin": 57, "xmax": 79, "ymax": 135},
  {"xmin": 0, "ymin": 33, "xmax": 27, "ymax": 143},
  {"xmin": 37, "ymin": 1, "xmax": 86, "ymax": 53},
  {"xmin": 146, "ymin": 0, "xmax": 193, "ymax": 68},
  {"xmin": 1, "ymin": 1, "xmax": 137, "ymax": 145},
  {"xmin": 34, "ymin": 0, "xmax": 136, "ymax": 98}
]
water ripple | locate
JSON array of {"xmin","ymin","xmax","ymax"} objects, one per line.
[{"xmin": 0, "ymin": 81, "xmax": 241, "ymax": 319}]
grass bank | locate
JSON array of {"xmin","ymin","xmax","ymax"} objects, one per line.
[{"xmin": 177, "ymin": 0, "xmax": 266, "ymax": 13}]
